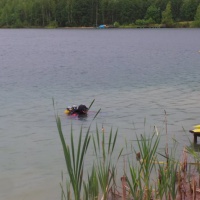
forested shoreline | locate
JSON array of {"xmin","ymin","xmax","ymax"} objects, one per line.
[{"xmin": 0, "ymin": 0, "xmax": 200, "ymax": 28}]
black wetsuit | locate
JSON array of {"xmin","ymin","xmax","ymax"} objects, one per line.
[{"xmin": 75, "ymin": 105, "xmax": 88, "ymax": 115}]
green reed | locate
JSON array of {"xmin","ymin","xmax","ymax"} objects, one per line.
[
  {"xmin": 83, "ymin": 165, "xmax": 99, "ymax": 200},
  {"xmin": 92, "ymin": 125, "xmax": 123, "ymax": 200},
  {"xmin": 55, "ymin": 117, "xmax": 122, "ymax": 199},
  {"xmin": 55, "ymin": 115, "xmax": 91, "ymax": 200},
  {"xmin": 156, "ymin": 139, "xmax": 179, "ymax": 200},
  {"xmin": 53, "ymin": 100, "xmax": 200, "ymax": 200},
  {"xmin": 55, "ymin": 121, "xmax": 195, "ymax": 199},
  {"xmin": 126, "ymin": 131, "xmax": 160, "ymax": 200}
]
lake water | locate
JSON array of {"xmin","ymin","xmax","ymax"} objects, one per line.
[{"xmin": 1, "ymin": 28, "xmax": 200, "ymax": 200}]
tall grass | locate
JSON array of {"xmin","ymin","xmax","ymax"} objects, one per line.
[
  {"xmin": 92, "ymin": 125, "xmax": 123, "ymax": 199},
  {"xmin": 156, "ymin": 139, "xmax": 179, "ymax": 200},
  {"xmin": 53, "ymin": 101, "xmax": 200, "ymax": 199},
  {"xmin": 126, "ymin": 132, "xmax": 160, "ymax": 199},
  {"xmin": 56, "ymin": 115, "xmax": 91, "ymax": 200},
  {"xmin": 83, "ymin": 165, "xmax": 99, "ymax": 200}
]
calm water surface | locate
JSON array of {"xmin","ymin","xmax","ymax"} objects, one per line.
[{"xmin": 0, "ymin": 28, "xmax": 200, "ymax": 200}]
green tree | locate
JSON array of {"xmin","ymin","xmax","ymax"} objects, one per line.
[
  {"xmin": 54, "ymin": 0, "xmax": 68, "ymax": 26},
  {"xmin": 154, "ymin": 0, "xmax": 168, "ymax": 12},
  {"xmin": 162, "ymin": 1, "xmax": 174, "ymax": 27},
  {"xmin": 117, "ymin": 0, "xmax": 144, "ymax": 24},
  {"xmin": 100, "ymin": 0, "xmax": 114, "ymax": 24},
  {"xmin": 66, "ymin": 0, "xmax": 75, "ymax": 26},
  {"xmin": 193, "ymin": 3, "xmax": 200, "ymax": 26},
  {"xmin": 145, "ymin": 5, "xmax": 161, "ymax": 23},
  {"xmin": 171, "ymin": 0, "xmax": 182, "ymax": 21},
  {"xmin": 0, "ymin": 0, "xmax": 16, "ymax": 27},
  {"xmin": 180, "ymin": 0, "xmax": 199, "ymax": 21},
  {"xmin": 2, "ymin": 0, "xmax": 200, "ymax": 27},
  {"xmin": 73, "ymin": 0, "xmax": 93, "ymax": 26}
]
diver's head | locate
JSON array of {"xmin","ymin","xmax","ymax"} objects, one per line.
[{"xmin": 77, "ymin": 105, "xmax": 88, "ymax": 114}]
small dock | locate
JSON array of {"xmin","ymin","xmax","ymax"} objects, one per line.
[{"xmin": 190, "ymin": 125, "xmax": 200, "ymax": 143}]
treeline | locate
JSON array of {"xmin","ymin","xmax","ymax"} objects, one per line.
[{"xmin": 0, "ymin": 0, "xmax": 200, "ymax": 28}]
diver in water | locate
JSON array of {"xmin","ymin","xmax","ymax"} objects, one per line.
[
  {"xmin": 70, "ymin": 105, "xmax": 78, "ymax": 115},
  {"xmin": 65, "ymin": 104, "xmax": 88, "ymax": 116},
  {"xmin": 75, "ymin": 104, "xmax": 88, "ymax": 115}
]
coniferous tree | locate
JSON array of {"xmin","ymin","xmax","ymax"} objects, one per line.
[
  {"xmin": 145, "ymin": 5, "xmax": 161, "ymax": 23},
  {"xmin": 193, "ymin": 3, "xmax": 200, "ymax": 26},
  {"xmin": 162, "ymin": 1, "xmax": 174, "ymax": 27},
  {"xmin": 180, "ymin": 0, "xmax": 199, "ymax": 21},
  {"xmin": 0, "ymin": 0, "xmax": 200, "ymax": 27},
  {"xmin": 171, "ymin": 0, "xmax": 182, "ymax": 21}
]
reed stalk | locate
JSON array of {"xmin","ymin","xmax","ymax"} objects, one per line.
[
  {"xmin": 54, "ymin": 98, "xmax": 200, "ymax": 200},
  {"xmin": 92, "ymin": 125, "xmax": 123, "ymax": 200},
  {"xmin": 126, "ymin": 131, "xmax": 160, "ymax": 200},
  {"xmin": 157, "ymin": 139, "xmax": 179, "ymax": 200},
  {"xmin": 55, "ymin": 113, "xmax": 91, "ymax": 200},
  {"xmin": 83, "ymin": 165, "xmax": 99, "ymax": 200}
]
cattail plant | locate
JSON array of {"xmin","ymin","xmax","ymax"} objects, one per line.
[
  {"xmin": 53, "ymin": 98, "xmax": 91, "ymax": 200},
  {"xmin": 126, "ymin": 130, "xmax": 160, "ymax": 200},
  {"xmin": 92, "ymin": 125, "xmax": 123, "ymax": 200},
  {"xmin": 54, "ymin": 98, "xmax": 200, "ymax": 200},
  {"xmin": 83, "ymin": 165, "xmax": 99, "ymax": 200},
  {"xmin": 55, "ymin": 116, "xmax": 91, "ymax": 200}
]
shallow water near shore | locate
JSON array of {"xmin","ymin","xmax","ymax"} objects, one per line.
[{"xmin": 1, "ymin": 28, "xmax": 200, "ymax": 200}]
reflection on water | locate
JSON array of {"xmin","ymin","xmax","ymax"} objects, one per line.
[{"xmin": 1, "ymin": 28, "xmax": 200, "ymax": 200}]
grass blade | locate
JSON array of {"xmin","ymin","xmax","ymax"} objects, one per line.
[{"xmin": 93, "ymin": 108, "xmax": 101, "ymax": 120}]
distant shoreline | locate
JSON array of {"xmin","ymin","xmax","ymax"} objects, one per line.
[{"xmin": 0, "ymin": 21, "xmax": 196, "ymax": 29}]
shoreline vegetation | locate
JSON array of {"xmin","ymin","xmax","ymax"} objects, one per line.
[
  {"xmin": 53, "ymin": 101, "xmax": 200, "ymax": 200},
  {"xmin": 1, "ymin": 0, "xmax": 200, "ymax": 29},
  {"xmin": 0, "ymin": 21, "xmax": 197, "ymax": 29}
]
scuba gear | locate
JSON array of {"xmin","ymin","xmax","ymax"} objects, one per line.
[
  {"xmin": 72, "ymin": 105, "xmax": 78, "ymax": 110},
  {"xmin": 65, "ymin": 104, "xmax": 88, "ymax": 115},
  {"xmin": 64, "ymin": 106, "xmax": 72, "ymax": 115}
]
